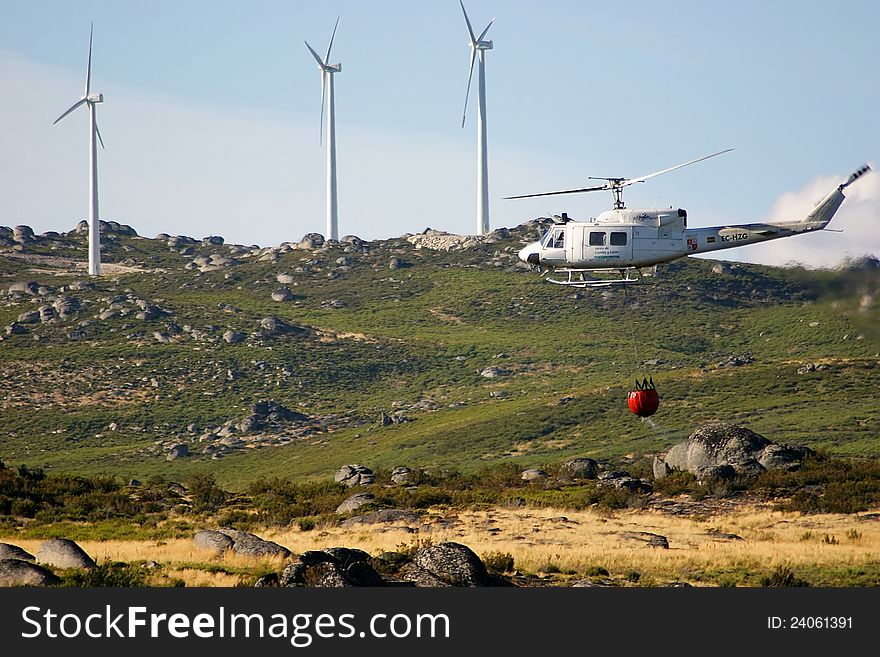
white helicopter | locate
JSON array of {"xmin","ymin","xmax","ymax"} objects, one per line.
[{"xmin": 510, "ymin": 151, "xmax": 872, "ymax": 287}]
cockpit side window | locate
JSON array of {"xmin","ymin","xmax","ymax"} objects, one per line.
[{"xmin": 552, "ymin": 230, "xmax": 564, "ymax": 249}]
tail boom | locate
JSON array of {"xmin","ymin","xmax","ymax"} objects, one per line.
[{"xmin": 688, "ymin": 165, "xmax": 870, "ymax": 256}]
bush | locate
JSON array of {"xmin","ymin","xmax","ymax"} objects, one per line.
[
  {"xmin": 61, "ymin": 562, "xmax": 149, "ymax": 587},
  {"xmin": 482, "ymin": 551, "xmax": 515, "ymax": 573},
  {"xmin": 760, "ymin": 566, "xmax": 810, "ymax": 588},
  {"xmin": 297, "ymin": 517, "xmax": 316, "ymax": 532},
  {"xmin": 189, "ymin": 473, "xmax": 228, "ymax": 514},
  {"xmin": 584, "ymin": 565, "xmax": 609, "ymax": 577},
  {"xmin": 247, "ymin": 478, "xmax": 348, "ymax": 524}
]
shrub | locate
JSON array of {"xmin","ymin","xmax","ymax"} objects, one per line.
[
  {"xmin": 297, "ymin": 517, "xmax": 316, "ymax": 532},
  {"xmin": 247, "ymin": 478, "xmax": 348, "ymax": 524},
  {"xmin": 584, "ymin": 565, "xmax": 609, "ymax": 577},
  {"xmin": 189, "ymin": 473, "xmax": 228, "ymax": 514},
  {"xmin": 61, "ymin": 562, "xmax": 148, "ymax": 587},
  {"xmin": 760, "ymin": 566, "xmax": 809, "ymax": 588},
  {"xmin": 482, "ymin": 551, "xmax": 515, "ymax": 573}
]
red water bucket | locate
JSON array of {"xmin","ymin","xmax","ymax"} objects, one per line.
[{"xmin": 628, "ymin": 388, "xmax": 660, "ymax": 417}]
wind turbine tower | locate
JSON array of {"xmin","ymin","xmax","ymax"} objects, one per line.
[
  {"xmin": 54, "ymin": 23, "xmax": 105, "ymax": 276},
  {"xmin": 305, "ymin": 18, "xmax": 342, "ymax": 242},
  {"xmin": 459, "ymin": 1, "xmax": 494, "ymax": 236}
]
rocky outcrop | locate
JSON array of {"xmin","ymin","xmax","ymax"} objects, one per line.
[
  {"xmin": 335, "ymin": 492, "xmax": 375, "ymax": 515},
  {"xmin": 166, "ymin": 444, "xmax": 189, "ymax": 461},
  {"xmin": 271, "ymin": 288, "xmax": 295, "ymax": 302},
  {"xmin": 223, "ymin": 530, "xmax": 291, "ymax": 558},
  {"xmin": 655, "ymin": 422, "xmax": 813, "ymax": 478},
  {"xmin": 36, "ymin": 539, "xmax": 96, "ymax": 569},
  {"xmin": 259, "ymin": 316, "xmax": 310, "ymax": 336},
  {"xmin": 340, "ymin": 509, "xmax": 420, "ymax": 528},
  {"xmin": 406, "ymin": 229, "xmax": 482, "ymax": 252},
  {"xmin": 194, "ymin": 529, "xmax": 290, "ymax": 558},
  {"xmin": 193, "ymin": 530, "xmax": 234, "ymax": 554},
  {"xmin": 223, "ymin": 329, "xmax": 246, "ymax": 344},
  {"xmin": 597, "ymin": 471, "xmax": 653, "ymax": 493},
  {"xmin": 7, "ymin": 281, "xmax": 39, "ymax": 295},
  {"xmin": 390, "ymin": 466, "xmax": 414, "ymax": 485},
  {"xmin": 13, "ymin": 225, "xmax": 36, "ymax": 243},
  {"xmin": 0, "ymin": 559, "xmax": 60, "ymax": 586},
  {"xmin": 251, "ymin": 400, "xmax": 307, "ymax": 423},
  {"xmin": 267, "ymin": 542, "xmax": 493, "ymax": 588},
  {"xmin": 300, "ymin": 233, "xmax": 325, "ymax": 249},
  {"xmin": 410, "ymin": 542, "xmax": 490, "ymax": 587},
  {"xmin": 278, "ymin": 547, "xmax": 383, "ymax": 587},
  {"xmin": 0, "ymin": 543, "xmax": 35, "ymax": 561},
  {"xmin": 558, "ymin": 458, "xmax": 599, "ymax": 481},
  {"xmin": 521, "ymin": 468, "xmax": 548, "ymax": 481},
  {"xmin": 335, "ymin": 464, "xmax": 375, "ymax": 487}
]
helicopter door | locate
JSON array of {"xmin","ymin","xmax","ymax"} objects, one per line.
[
  {"xmin": 583, "ymin": 228, "xmax": 631, "ymax": 265},
  {"xmin": 567, "ymin": 225, "xmax": 585, "ymax": 262},
  {"xmin": 542, "ymin": 226, "xmax": 567, "ymax": 265}
]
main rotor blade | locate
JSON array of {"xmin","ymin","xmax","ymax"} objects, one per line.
[
  {"xmin": 305, "ymin": 41, "xmax": 325, "ymax": 69},
  {"xmin": 324, "ymin": 16, "xmax": 340, "ymax": 66},
  {"xmin": 504, "ymin": 184, "xmax": 610, "ymax": 200},
  {"xmin": 623, "ymin": 148, "xmax": 734, "ymax": 187},
  {"xmin": 95, "ymin": 120, "xmax": 105, "ymax": 150},
  {"xmin": 459, "ymin": 0, "xmax": 477, "ymax": 45},
  {"xmin": 461, "ymin": 47, "xmax": 476, "ymax": 128},
  {"xmin": 477, "ymin": 18, "xmax": 495, "ymax": 42},
  {"xmin": 53, "ymin": 98, "xmax": 87, "ymax": 125},
  {"xmin": 85, "ymin": 22, "xmax": 93, "ymax": 98}
]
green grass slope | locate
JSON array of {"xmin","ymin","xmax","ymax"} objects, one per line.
[{"xmin": 1, "ymin": 221, "xmax": 878, "ymax": 489}]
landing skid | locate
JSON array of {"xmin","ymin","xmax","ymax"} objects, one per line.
[{"xmin": 546, "ymin": 267, "xmax": 655, "ymax": 288}]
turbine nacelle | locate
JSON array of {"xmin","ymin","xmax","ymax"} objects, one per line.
[
  {"xmin": 473, "ymin": 39, "xmax": 493, "ymax": 50},
  {"xmin": 87, "ymin": 92, "xmax": 103, "ymax": 103}
]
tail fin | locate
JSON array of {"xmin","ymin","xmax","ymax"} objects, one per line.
[{"xmin": 801, "ymin": 164, "xmax": 871, "ymax": 229}]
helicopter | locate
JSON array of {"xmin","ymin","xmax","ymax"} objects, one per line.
[{"xmin": 509, "ymin": 151, "xmax": 872, "ymax": 287}]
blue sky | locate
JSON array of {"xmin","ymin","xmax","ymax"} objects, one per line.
[{"xmin": 1, "ymin": 0, "xmax": 878, "ymax": 266}]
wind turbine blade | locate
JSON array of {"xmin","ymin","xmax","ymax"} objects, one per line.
[
  {"xmin": 319, "ymin": 72, "xmax": 326, "ymax": 145},
  {"xmin": 95, "ymin": 121, "xmax": 105, "ymax": 150},
  {"xmin": 324, "ymin": 16, "xmax": 340, "ymax": 65},
  {"xmin": 459, "ymin": 0, "xmax": 477, "ymax": 45},
  {"xmin": 85, "ymin": 22, "xmax": 93, "ymax": 97},
  {"xmin": 623, "ymin": 148, "xmax": 734, "ymax": 187},
  {"xmin": 53, "ymin": 98, "xmax": 87, "ymax": 125},
  {"xmin": 477, "ymin": 18, "xmax": 495, "ymax": 42},
  {"xmin": 504, "ymin": 184, "xmax": 610, "ymax": 200},
  {"xmin": 305, "ymin": 41, "xmax": 325, "ymax": 68},
  {"xmin": 461, "ymin": 48, "xmax": 476, "ymax": 128}
]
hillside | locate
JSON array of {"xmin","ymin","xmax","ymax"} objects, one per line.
[{"xmin": 1, "ymin": 220, "xmax": 878, "ymax": 489}]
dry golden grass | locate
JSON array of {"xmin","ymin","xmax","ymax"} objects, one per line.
[
  {"xmin": 4, "ymin": 503, "xmax": 879, "ymax": 586},
  {"xmin": 259, "ymin": 505, "xmax": 880, "ymax": 583}
]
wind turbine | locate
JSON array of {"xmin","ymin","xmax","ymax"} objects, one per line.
[
  {"xmin": 54, "ymin": 23, "xmax": 105, "ymax": 276},
  {"xmin": 459, "ymin": 1, "xmax": 494, "ymax": 236},
  {"xmin": 305, "ymin": 17, "xmax": 342, "ymax": 242}
]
